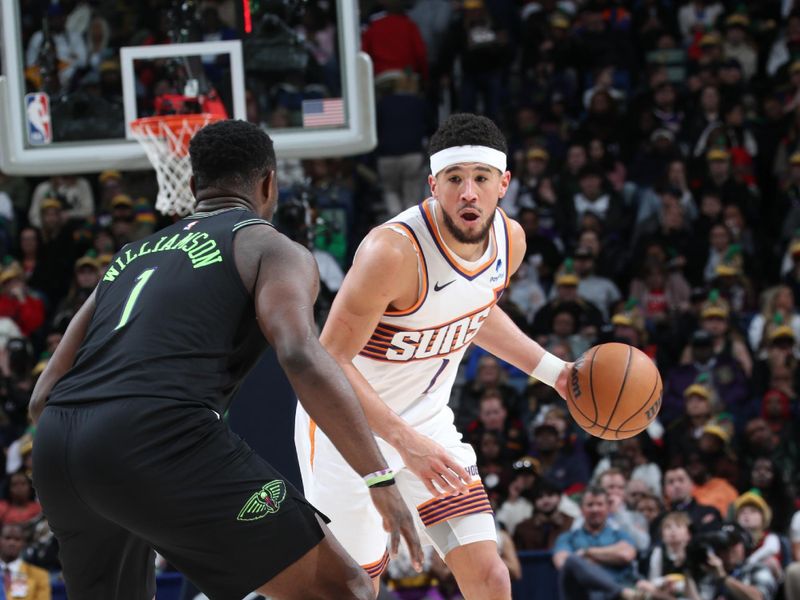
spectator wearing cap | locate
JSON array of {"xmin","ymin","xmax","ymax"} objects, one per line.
[
  {"xmin": 553, "ymin": 486, "xmax": 639, "ymax": 600},
  {"xmin": 53, "ymin": 254, "xmax": 100, "ymax": 324},
  {"xmin": 661, "ymin": 383, "xmax": 715, "ymax": 457},
  {"xmin": 662, "ymin": 466, "xmax": 721, "ymax": 531},
  {"xmin": 722, "ymin": 14, "xmax": 756, "ymax": 82},
  {"xmin": 687, "ymin": 292, "xmax": 752, "ymax": 377},
  {"xmin": 573, "ymin": 246, "xmax": 621, "ymax": 320},
  {"xmin": 443, "ymin": 0, "xmax": 511, "ymax": 122},
  {"xmin": 751, "ymin": 314, "xmax": 800, "ymax": 402},
  {"xmin": 513, "ymin": 478, "xmax": 574, "ymax": 551},
  {"xmin": 32, "ymin": 198, "xmax": 81, "ymax": 309},
  {"xmin": 700, "ymin": 147, "xmax": 758, "ymax": 221},
  {"xmin": 0, "ymin": 262, "xmax": 45, "ymax": 338},
  {"xmin": 503, "ymin": 148, "xmax": 550, "ymax": 219},
  {"xmin": 97, "ymin": 169, "xmax": 124, "ymax": 211},
  {"xmin": 531, "ymin": 260, "xmax": 604, "ymax": 337},
  {"xmin": 697, "ymin": 424, "xmax": 739, "ymax": 486},
  {"xmin": 748, "ymin": 285, "xmax": 800, "ymax": 356},
  {"xmin": 734, "ymin": 491, "xmax": 783, "ymax": 575},
  {"xmin": 673, "ymin": 325, "xmax": 749, "ymax": 420},
  {"xmin": 685, "ymin": 522, "xmax": 778, "ymax": 600},
  {"xmin": 28, "ymin": 175, "xmax": 94, "ymax": 229},
  {"xmin": 531, "ymin": 422, "xmax": 590, "ymax": 496}
]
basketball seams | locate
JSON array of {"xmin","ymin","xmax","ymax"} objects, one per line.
[
  {"xmin": 599, "ymin": 345, "xmax": 632, "ymax": 437},
  {"xmin": 614, "ymin": 366, "xmax": 661, "ymax": 437},
  {"xmin": 588, "ymin": 345, "xmax": 599, "ymax": 425},
  {"xmin": 565, "ymin": 347, "xmax": 600, "ymax": 427}
]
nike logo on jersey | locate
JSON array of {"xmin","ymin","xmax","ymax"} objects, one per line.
[{"xmin": 434, "ymin": 279, "xmax": 456, "ymax": 292}]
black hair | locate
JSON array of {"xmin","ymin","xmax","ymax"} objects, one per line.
[
  {"xmin": 429, "ymin": 113, "xmax": 507, "ymax": 156},
  {"xmin": 3, "ymin": 469, "xmax": 35, "ymax": 502},
  {"xmin": 189, "ymin": 120, "xmax": 276, "ymax": 192}
]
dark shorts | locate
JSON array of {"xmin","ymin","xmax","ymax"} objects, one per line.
[{"xmin": 33, "ymin": 398, "xmax": 326, "ymax": 600}]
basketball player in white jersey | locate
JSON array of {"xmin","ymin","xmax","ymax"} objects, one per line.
[{"xmin": 295, "ymin": 114, "xmax": 572, "ymax": 599}]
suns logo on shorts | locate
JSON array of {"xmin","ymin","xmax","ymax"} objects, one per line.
[
  {"xmin": 359, "ymin": 305, "xmax": 492, "ymax": 362},
  {"xmin": 236, "ymin": 480, "xmax": 287, "ymax": 521}
]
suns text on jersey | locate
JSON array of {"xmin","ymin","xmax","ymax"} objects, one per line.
[{"xmin": 378, "ymin": 305, "xmax": 492, "ymax": 361}]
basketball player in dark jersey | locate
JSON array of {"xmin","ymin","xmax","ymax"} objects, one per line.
[{"xmin": 28, "ymin": 120, "xmax": 422, "ymax": 600}]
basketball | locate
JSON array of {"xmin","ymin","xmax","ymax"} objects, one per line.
[{"xmin": 565, "ymin": 343, "xmax": 663, "ymax": 440}]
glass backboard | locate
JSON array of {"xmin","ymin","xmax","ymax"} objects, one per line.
[{"xmin": 0, "ymin": 0, "xmax": 375, "ymax": 175}]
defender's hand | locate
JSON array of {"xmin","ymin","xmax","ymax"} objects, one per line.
[
  {"xmin": 369, "ymin": 486, "xmax": 423, "ymax": 572},
  {"xmin": 397, "ymin": 431, "xmax": 471, "ymax": 498}
]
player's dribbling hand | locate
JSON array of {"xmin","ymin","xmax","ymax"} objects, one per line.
[
  {"xmin": 553, "ymin": 362, "xmax": 574, "ymax": 402},
  {"xmin": 369, "ymin": 486, "xmax": 424, "ymax": 572},
  {"xmin": 397, "ymin": 431, "xmax": 471, "ymax": 498}
]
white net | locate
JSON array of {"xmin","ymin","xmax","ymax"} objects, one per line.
[{"xmin": 130, "ymin": 114, "xmax": 222, "ymax": 216}]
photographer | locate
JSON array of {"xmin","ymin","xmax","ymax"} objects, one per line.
[{"xmin": 685, "ymin": 523, "xmax": 778, "ymax": 600}]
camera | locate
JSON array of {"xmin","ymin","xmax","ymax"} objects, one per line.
[{"xmin": 685, "ymin": 523, "xmax": 751, "ymax": 580}]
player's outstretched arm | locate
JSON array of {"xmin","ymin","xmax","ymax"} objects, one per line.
[
  {"xmin": 29, "ymin": 289, "xmax": 97, "ymax": 424},
  {"xmin": 472, "ymin": 218, "xmax": 571, "ymax": 397},
  {"xmin": 320, "ymin": 228, "xmax": 471, "ymax": 498},
  {"xmin": 239, "ymin": 226, "xmax": 422, "ymax": 567}
]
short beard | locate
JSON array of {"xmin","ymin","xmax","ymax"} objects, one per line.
[{"xmin": 441, "ymin": 207, "xmax": 495, "ymax": 244}]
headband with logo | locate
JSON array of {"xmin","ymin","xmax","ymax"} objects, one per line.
[{"xmin": 430, "ymin": 145, "xmax": 507, "ymax": 176}]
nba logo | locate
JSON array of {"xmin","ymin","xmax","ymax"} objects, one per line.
[{"xmin": 25, "ymin": 93, "xmax": 52, "ymax": 145}]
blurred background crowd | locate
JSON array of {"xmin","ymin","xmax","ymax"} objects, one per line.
[{"xmin": 4, "ymin": 0, "xmax": 800, "ymax": 598}]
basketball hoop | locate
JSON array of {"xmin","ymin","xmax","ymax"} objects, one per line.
[{"xmin": 131, "ymin": 113, "xmax": 223, "ymax": 216}]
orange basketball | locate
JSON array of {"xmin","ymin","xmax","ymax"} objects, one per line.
[{"xmin": 565, "ymin": 343, "xmax": 663, "ymax": 440}]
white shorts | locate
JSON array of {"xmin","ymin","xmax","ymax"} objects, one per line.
[{"xmin": 294, "ymin": 407, "xmax": 497, "ymax": 576}]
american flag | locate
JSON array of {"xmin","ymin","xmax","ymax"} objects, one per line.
[{"xmin": 302, "ymin": 98, "xmax": 345, "ymax": 127}]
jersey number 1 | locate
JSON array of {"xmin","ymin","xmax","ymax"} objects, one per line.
[{"xmin": 115, "ymin": 267, "xmax": 157, "ymax": 330}]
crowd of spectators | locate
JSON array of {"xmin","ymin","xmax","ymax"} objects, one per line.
[{"xmin": 4, "ymin": 0, "xmax": 800, "ymax": 598}]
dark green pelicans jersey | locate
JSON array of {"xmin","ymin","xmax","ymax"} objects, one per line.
[{"xmin": 49, "ymin": 207, "xmax": 270, "ymax": 414}]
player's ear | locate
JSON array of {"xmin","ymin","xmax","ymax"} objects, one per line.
[
  {"xmin": 498, "ymin": 170, "xmax": 511, "ymax": 198},
  {"xmin": 262, "ymin": 170, "xmax": 277, "ymax": 201},
  {"xmin": 428, "ymin": 173, "xmax": 437, "ymax": 198}
]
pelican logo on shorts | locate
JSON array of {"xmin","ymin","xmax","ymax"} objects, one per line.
[{"xmin": 237, "ymin": 480, "xmax": 287, "ymax": 521}]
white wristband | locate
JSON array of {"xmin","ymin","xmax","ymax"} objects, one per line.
[{"xmin": 531, "ymin": 352, "xmax": 567, "ymax": 388}]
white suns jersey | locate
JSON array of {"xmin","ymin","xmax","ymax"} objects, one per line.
[{"xmin": 353, "ymin": 197, "xmax": 512, "ymax": 435}]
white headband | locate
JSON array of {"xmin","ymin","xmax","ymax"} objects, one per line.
[{"xmin": 430, "ymin": 145, "xmax": 507, "ymax": 176}]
